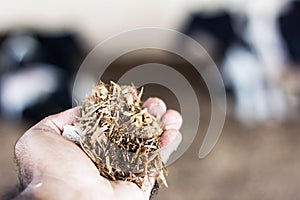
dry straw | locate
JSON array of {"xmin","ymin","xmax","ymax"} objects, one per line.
[{"xmin": 75, "ymin": 81, "xmax": 167, "ymax": 189}]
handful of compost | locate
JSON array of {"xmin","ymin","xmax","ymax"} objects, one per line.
[{"xmin": 63, "ymin": 81, "xmax": 167, "ymax": 190}]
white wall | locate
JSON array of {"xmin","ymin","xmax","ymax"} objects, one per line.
[{"xmin": 0, "ymin": 0, "xmax": 293, "ymax": 47}]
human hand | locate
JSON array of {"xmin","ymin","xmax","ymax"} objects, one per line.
[{"xmin": 14, "ymin": 97, "xmax": 182, "ymax": 200}]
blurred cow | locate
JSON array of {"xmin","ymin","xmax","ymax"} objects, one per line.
[{"xmin": 182, "ymin": 0, "xmax": 300, "ymax": 124}]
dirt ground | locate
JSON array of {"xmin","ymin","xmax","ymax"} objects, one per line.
[
  {"xmin": 1, "ymin": 99, "xmax": 300, "ymax": 200},
  {"xmin": 158, "ymin": 118, "xmax": 300, "ymax": 200}
]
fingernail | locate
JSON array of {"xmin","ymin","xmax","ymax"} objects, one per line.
[
  {"xmin": 149, "ymin": 104, "xmax": 165, "ymax": 119},
  {"xmin": 143, "ymin": 98, "xmax": 167, "ymax": 119}
]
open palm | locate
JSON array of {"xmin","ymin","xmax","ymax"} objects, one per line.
[{"xmin": 15, "ymin": 98, "xmax": 182, "ymax": 200}]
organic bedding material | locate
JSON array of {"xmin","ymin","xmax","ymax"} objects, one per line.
[{"xmin": 63, "ymin": 81, "xmax": 167, "ymax": 191}]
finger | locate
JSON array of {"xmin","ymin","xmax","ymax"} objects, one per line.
[
  {"xmin": 160, "ymin": 109, "xmax": 183, "ymax": 131},
  {"xmin": 160, "ymin": 130, "xmax": 182, "ymax": 163},
  {"xmin": 42, "ymin": 107, "xmax": 80, "ymax": 134},
  {"xmin": 142, "ymin": 97, "xmax": 167, "ymax": 119},
  {"xmin": 160, "ymin": 129, "xmax": 181, "ymax": 148},
  {"xmin": 112, "ymin": 181, "xmax": 151, "ymax": 200}
]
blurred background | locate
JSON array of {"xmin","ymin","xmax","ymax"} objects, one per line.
[{"xmin": 1, "ymin": 0, "xmax": 300, "ymax": 199}]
